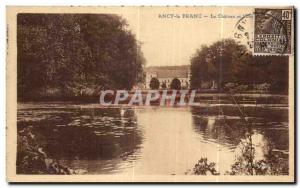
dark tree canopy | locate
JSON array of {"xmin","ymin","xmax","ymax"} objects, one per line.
[
  {"xmin": 190, "ymin": 39, "xmax": 288, "ymax": 94},
  {"xmin": 149, "ymin": 78, "xmax": 160, "ymax": 90},
  {"xmin": 170, "ymin": 78, "xmax": 181, "ymax": 90},
  {"xmin": 17, "ymin": 14, "xmax": 145, "ymax": 100}
]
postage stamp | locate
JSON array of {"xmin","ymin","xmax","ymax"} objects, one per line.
[{"xmin": 254, "ymin": 8, "xmax": 293, "ymax": 55}]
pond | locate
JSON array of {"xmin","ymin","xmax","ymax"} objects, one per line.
[{"xmin": 17, "ymin": 102, "xmax": 289, "ymax": 175}]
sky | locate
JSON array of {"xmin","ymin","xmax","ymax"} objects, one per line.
[{"xmin": 119, "ymin": 7, "xmax": 253, "ymax": 67}]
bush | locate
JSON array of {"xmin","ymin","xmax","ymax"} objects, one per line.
[
  {"xmin": 193, "ymin": 157, "xmax": 219, "ymax": 175},
  {"xmin": 149, "ymin": 77, "xmax": 160, "ymax": 89},
  {"xmin": 170, "ymin": 78, "xmax": 181, "ymax": 90},
  {"xmin": 17, "ymin": 127, "xmax": 87, "ymax": 174}
]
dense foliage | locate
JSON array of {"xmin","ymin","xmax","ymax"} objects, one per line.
[
  {"xmin": 193, "ymin": 158, "xmax": 219, "ymax": 175},
  {"xmin": 190, "ymin": 39, "xmax": 288, "ymax": 94},
  {"xmin": 170, "ymin": 78, "xmax": 181, "ymax": 90},
  {"xmin": 149, "ymin": 77, "xmax": 160, "ymax": 90},
  {"xmin": 17, "ymin": 14, "xmax": 145, "ymax": 100},
  {"xmin": 17, "ymin": 126, "xmax": 87, "ymax": 174}
]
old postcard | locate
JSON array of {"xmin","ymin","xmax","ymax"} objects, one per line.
[{"xmin": 6, "ymin": 6, "xmax": 295, "ymax": 183}]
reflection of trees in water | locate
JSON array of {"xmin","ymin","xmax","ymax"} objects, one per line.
[
  {"xmin": 256, "ymin": 124, "xmax": 289, "ymax": 153},
  {"xmin": 191, "ymin": 106, "xmax": 246, "ymax": 146},
  {"xmin": 190, "ymin": 105, "xmax": 289, "ymax": 175},
  {"xmin": 190, "ymin": 106, "xmax": 288, "ymax": 159},
  {"xmin": 17, "ymin": 107, "xmax": 143, "ymax": 162},
  {"xmin": 236, "ymin": 132, "xmax": 270, "ymax": 161},
  {"xmin": 190, "ymin": 106, "xmax": 284, "ymax": 157}
]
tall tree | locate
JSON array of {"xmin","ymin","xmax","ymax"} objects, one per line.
[
  {"xmin": 17, "ymin": 14, "xmax": 146, "ymax": 100},
  {"xmin": 190, "ymin": 39, "xmax": 288, "ymax": 94}
]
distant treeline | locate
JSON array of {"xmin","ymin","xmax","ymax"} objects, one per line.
[
  {"xmin": 190, "ymin": 39, "xmax": 289, "ymax": 94},
  {"xmin": 17, "ymin": 14, "xmax": 145, "ymax": 101}
]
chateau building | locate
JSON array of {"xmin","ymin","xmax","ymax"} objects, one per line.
[{"xmin": 145, "ymin": 65, "xmax": 191, "ymax": 89}]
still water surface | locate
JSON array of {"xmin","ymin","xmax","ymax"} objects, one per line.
[{"xmin": 17, "ymin": 102, "xmax": 289, "ymax": 175}]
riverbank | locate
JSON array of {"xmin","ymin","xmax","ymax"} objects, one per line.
[
  {"xmin": 18, "ymin": 90, "xmax": 288, "ymax": 105},
  {"xmin": 17, "ymin": 126, "xmax": 87, "ymax": 174}
]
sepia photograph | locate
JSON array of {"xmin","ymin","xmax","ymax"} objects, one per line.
[{"xmin": 6, "ymin": 6, "xmax": 295, "ymax": 183}]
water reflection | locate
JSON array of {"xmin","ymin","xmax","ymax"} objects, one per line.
[
  {"xmin": 18, "ymin": 106, "xmax": 143, "ymax": 174},
  {"xmin": 17, "ymin": 103, "xmax": 289, "ymax": 175},
  {"xmin": 190, "ymin": 105, "xmax": 289, "ymax": 165}
]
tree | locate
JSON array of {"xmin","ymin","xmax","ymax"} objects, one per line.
[
  {"xmin": 190, "ymin": 39, "xmax": 289, "ymax": 94},
  {"xmin": 17, "ymin": 14, "xmax": 146, "ymax": 100},
  {"xmin": 190, "ymin": 39, "xmax": 251, "ymax": 89},
  {"xmin": 149, "ymin": 78, "xmax": 160, "ymax": 90},
  {"xmin": 170, "ymin": 78, "xmax": 181, "ymax": 90}
]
